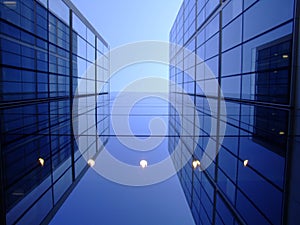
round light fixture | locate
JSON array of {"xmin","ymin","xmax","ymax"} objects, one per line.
[
  {"xmin": 192, "ymin": 160, "xmax": 201, "ymax": 169},
  {"xmin": 88, "ymin": 159, "xmax": 95, "ymax": 167},
  {"xmin": 38, "ymin": 158, "xmax": 45, "ymax": 167},
  {"xmin": 140, "ymin": 160, "xmax": 148, "ymax": 168}
]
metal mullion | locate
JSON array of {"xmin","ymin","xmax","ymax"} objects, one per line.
[
  {"xmin": 69, "ymin": 8, "xmax": 75, "ymax": 182},
  {"xmin": 283, "ymin": 0, "xmax": 300, "ymax": 224},
  {"xmin": 95, "ymin": 35, "xmax": 98, "ymax": 153},
  {"xmin": 212, "ymin": 2, "xmax": 223, "ymax": 224},
  {"xmin": 46, "ymin": 0, "xmax": 55, "ymax": 208}
]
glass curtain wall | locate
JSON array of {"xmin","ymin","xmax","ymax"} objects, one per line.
[
  {"xmin": 169, "ymin": 0, "xmax": 299, "ymax": 224},
  {"xmin": 0, "ymin": 0, "xmax": 109, "ymax": 224}
]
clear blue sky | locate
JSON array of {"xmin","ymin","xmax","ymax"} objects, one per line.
[
  {"xmin": 71, "ymin": 0, "xmax": 182, "ymax": 47},
  {"xmin": 71, "ymin": 0, "xmax": 183, "ymax": 92},
  {"xmin": 50, "ymin": 1, "xmax": 196, "ymax": 225}
]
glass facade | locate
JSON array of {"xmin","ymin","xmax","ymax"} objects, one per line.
[
  {"xmin": 0, "ymin": 0, "xmax": 109, "ymax": 224},
  {"xmin": 169, "ymin": 0, "xmax": 300, "ymax": 225}
]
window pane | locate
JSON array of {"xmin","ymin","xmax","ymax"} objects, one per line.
[
  {"xmin": 243, "ymin": 0, "xmax": 294, "ymax": 41},
  {"xmin": 242, "ymin": 23, "xmax": 293, "ymax": 73},
  {"xmin": 206, "ymin": 14, "xmax": 219, "ymax": 40},
  {"xmin": 222, "ymin": 46, "xmax": 241, "ymax": 76},
  {"xmin": 72, "ymin": 13, "xmax": 86, "ymax": 39},
  {"xmin": 222, "ymin": 16, "xmax": 242, "ymax": 51},
  {"xmin": 49, "ymin": 0, "xmax": 69, "ymax": 25},
  {"xmin": 222, "ymin": 75, "xmax": 241, "ymax": 98},
  {"xmin": 222, "ymin": 0, "xmax": 242, "ymax": 26},
  {"xmin": 205, "ymin": 33, "xmax": 219, "ymax": 60}
]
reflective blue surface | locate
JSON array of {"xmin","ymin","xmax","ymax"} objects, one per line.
[
  {"xmin": 169, "ymin": 0, "xmax": 298, "ymax": 224},
  {"xmin": 0, "ymin": 0, "xmax": 109, "ymax": 224}
]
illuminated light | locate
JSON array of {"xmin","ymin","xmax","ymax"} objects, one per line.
[
  {"xmin": 88, "ymin": 159, "xmax": 95, "ymax": 167},
  {"xmin": 243, "ymin": 160, "xmax": 249, "ymax": 167},
  {"xmin": 282, "ymin": 54, "xmax": 289, "ymax": 59},
  {"xmin": 192, "ymin": 160, "xmax": 201, "ymax": 169},
  {"xmin": 273, "ymin": 70, "xmax": 278, "ymax": 74},
  {"xmin": 274, "ymin": 53, "xmax": 278, "ymax": 56},
  {"xmin": 3, "ymin": 1, "xmax": 16, "ymax": 8},
  {"xmin": 140, "ymin": 160, "xmax": 148, "ymax": 168},
  {"xmin": 12, "ymin": 192, "xmax": 24, "ymax": 196},
  {"xmin": 38, "ymin": 158, "xmax": 45, "ymax": 167},
  {"xmin": 4, "ymin": 1, "xmax": 16, "ymax": 5},
  {"xmin": 279, "ymin": 131, "xmax": 285, "ymax": 135}
]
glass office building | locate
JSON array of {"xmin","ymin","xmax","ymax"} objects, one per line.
[
  {"xmin": 169, "ymin": 0, "xmax": 300, "ymax": 224},
  {"xmin": 0, "ymin": 0, "xmax": 109, "ymax": 224}
]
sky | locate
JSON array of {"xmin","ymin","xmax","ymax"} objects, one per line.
[
  {"xmin": 70, "ymin": 0, "xmax": 183, "ymax": 92},
  {"xmin": 49, "ymin": 168, "xmax": 195, "ymax": 225},
  {"xmin": 50, "ymin": 1, "xmax": 196, "ymax": 225},
  {"xmin": 70, "ymin": 0, "xmax": 182, "ymax": 47}
]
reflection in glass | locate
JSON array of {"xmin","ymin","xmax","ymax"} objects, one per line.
[
  {"xmin": 169, "ymin": 0, "xmax": 298, "ymax": 224},
  {"xmin": 254, "ymin": 35, "xmax": 292, "ymax": 104},
  {"xmin": 0, "ymin": 1, "xmax": 109, "ymax": 224}
]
